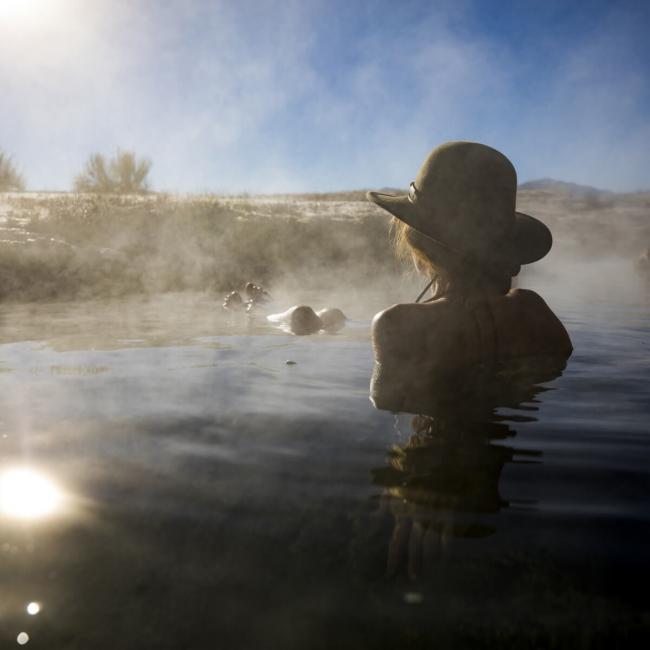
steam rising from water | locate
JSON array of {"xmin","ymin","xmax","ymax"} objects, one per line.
[{"xmin": 1, "ymin": 186, "xmax": 648, "ymax": 310}]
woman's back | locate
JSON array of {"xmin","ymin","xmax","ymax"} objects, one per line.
[{"xmin": 371, "ymin": 289, "xmax": 572, "ymax": 412}]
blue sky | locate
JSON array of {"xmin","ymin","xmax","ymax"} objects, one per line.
[{"xmin": 1, "ymin": 0, "xmax": 649, "ymax": 192}]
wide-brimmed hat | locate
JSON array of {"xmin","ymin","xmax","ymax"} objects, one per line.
[{"xmin": 367, "ymin": 141, "xmax": 551, "ymax": 265}]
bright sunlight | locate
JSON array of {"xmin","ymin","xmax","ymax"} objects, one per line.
[
  {"xmin": 0, "ymin": 467, "xmax": 64, "ymax": 520},
  {"xmin": 0, "ymin": 0, "xmax": 61, "ymax": 26}
]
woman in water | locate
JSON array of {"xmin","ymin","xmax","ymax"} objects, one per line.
[{"xmin": 367, "ymin": 141, "xmax": 572, "ymax": 413}]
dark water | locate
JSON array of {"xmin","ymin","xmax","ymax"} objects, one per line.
[{"xmin": 0, "ymin": 264, "xmax": 648, "ymax": 649}]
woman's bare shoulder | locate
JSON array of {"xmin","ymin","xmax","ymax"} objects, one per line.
[
  {"xmin": 372, "ymin": 300, "xmax": 449, "ymax": 343},
  {"xmin": 373, "ymin": 298, "xmax": 449, "ymax": 326},
  {"xmin": 502, "ymin": 288, "xmax": 573, "ymax": 355},
  {"xmin": 371, "ymin": 299, "xmax": 466, "ymax": 373},
  {"xmin": 505, "ymin": 287, "xmax": 546, "ymax": 300},
  {"xmin": 370, "ymin": 299, "xmax": 480, "ymax": 412}
]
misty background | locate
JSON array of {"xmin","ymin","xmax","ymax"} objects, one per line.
[
  {"xmin": 1, "ymin": 0, "xmax": 649, "ymax": 306},
  {"xmin": 1, "ymin": 0, "xmax": 649, "ymax": 193}
]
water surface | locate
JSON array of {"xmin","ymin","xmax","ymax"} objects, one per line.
[{"xmin": 0, "ymin": 265, "xmax": 648, "ymax": 648}]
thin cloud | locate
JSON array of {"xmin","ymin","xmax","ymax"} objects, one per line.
[{"xmin": 1, "ymin": 0, "xmax": 648, "ymax": 192}]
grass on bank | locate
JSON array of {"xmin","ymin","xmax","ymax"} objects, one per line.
[
  {"xmin": 0, "ymin": 193, "xmax": 397, "ymax": 302},
  {"xmin": 1, "ymin": 187, "xmax": 648, "ymax": 303}
]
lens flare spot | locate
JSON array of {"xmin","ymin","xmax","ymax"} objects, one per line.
[
  {"xmin": 17, "ymin": 632, "xmax": 29, "ymax": 645},
  {"xmin": 0, "ymin": 468, "xmax": 63, "ymax": 520},
  {"xmin": 26, "ymin": 602, "xmax": 41, "ymax": 615}
]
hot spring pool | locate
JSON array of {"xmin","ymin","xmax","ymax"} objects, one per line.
[{"xmin": 0, "ymin": 266, "xmax": 648, "ymax": 648}]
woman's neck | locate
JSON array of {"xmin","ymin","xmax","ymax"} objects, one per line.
[{"xmin": 425, "ymin": 279, "xmax": 509, "ymax": 302}]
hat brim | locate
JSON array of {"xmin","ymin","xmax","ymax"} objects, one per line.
[{"xmin": 367, "ymin": 190, "xmax": 551, "ymax": 265}]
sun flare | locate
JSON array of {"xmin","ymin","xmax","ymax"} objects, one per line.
[
  {"xmin": 0, "ymin": 467, "xmax": 63, "ymax": 520},
  {"xmin": 0, "ymin": 0, "xmax": 59, "ymax": 24}
]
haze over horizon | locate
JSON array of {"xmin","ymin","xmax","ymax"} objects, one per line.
[{"xmin": 2, "ymin": 0, "xmax": 649, "ymax": 194}]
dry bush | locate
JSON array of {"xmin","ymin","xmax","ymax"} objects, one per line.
[
  {"xmin": 0, "ymin": 150, "xmax": 25, "ymax": 191},
  {"xmin": 74, "ymin": 150, "xmax": 152, "ymax": 194}
]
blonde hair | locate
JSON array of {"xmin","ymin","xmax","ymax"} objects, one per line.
[{"xmin": 390, "ymin": 218, "xmax": 515, "ymax": 299}]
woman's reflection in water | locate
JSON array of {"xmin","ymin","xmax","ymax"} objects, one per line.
[{"xmin": 369, "ymin": 358, "xmax": 566, "ymax": 580}]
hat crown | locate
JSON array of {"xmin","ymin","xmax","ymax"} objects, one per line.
[{"xmin": 414, "ymin": 142, "xmax": 517, "ymax": 253}]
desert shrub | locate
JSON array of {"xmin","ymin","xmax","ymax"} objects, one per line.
[
  {"xmin": 0, "ymin": 150, "xmax": 25, "ymax": 191},
  {"xmin": 74, "ymin": 150, "xmax": 152, "ymax": 193}
]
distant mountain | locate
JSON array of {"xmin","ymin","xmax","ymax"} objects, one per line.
[{"xmin": 518, "ymin": 178, "xmax": 611, "ymax": 197}]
